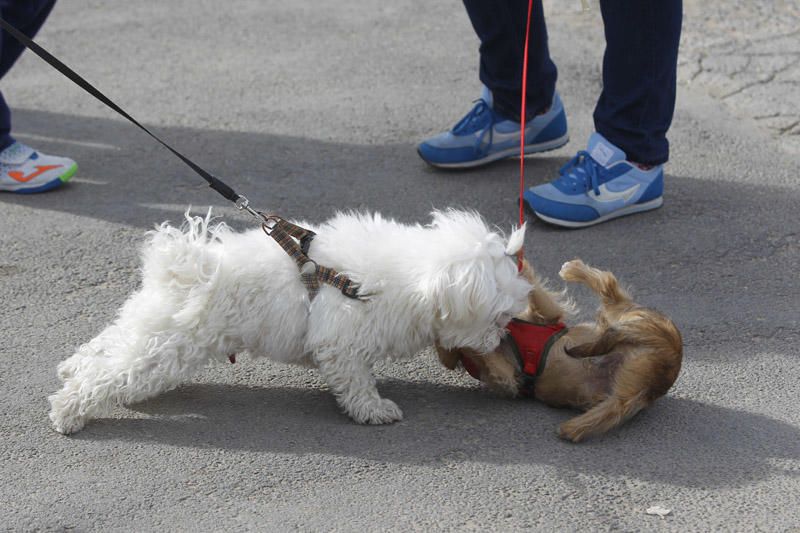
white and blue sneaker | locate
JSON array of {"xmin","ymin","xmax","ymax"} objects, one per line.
[
  {"xmin": 524, "ymin": 133, "xmax": 664, "ymax": 228},
  {"xmin": 417, "ymin": 86, "xmax": 569, "ymax": 169},
  {"xmin": 0, "ymin": 142, "xmax": 77, "ymax": 194}
]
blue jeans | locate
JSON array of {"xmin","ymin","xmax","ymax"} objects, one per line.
[
  {"xmin": 0, "ymin": 0, "xmax": 57, "ymax": 151},
  {"xmin": 463, "ymin": 0, "xmax": 682, "ymax": 165}
]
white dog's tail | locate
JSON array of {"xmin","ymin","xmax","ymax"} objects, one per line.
[{"xmin": 140, "ymin": 209, "xmax": 229, "ymax": 324}]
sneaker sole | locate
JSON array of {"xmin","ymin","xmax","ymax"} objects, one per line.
[
  {"xmin": 532, "ymin": 197, "xmax": 664, "ymax": 229},
  {"xmin": 2, "ymin": 162, "xmax": 77, "ymax": 194},
  {"xmin": 421, "ymin": 133, "xmax": 570, "ymax": 169}
]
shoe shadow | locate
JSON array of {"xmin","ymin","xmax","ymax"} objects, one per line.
[
  {"xmin": 74, "ymin": 379, "xmax": 800, "ymax": 490},
  {"xmin": 0, "ymin": 109, "xmax": 570, "ymax": 230}
]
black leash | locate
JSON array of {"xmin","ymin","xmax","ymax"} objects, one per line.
[
  {"xmin": 0, "ymin": 15, "xmax": 261, "ymax": 218},
  {"xmin": 0, "ymin": 16, "xmax": 368, "ymax": 300}
]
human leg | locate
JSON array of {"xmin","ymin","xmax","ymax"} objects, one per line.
[
  {"xmin": 464, "ymin": 0, "xmax": 557, "ymax": 121},
  {"xmin": 417, "ymin": 0, "xmax": 568, "ymax": 168},
  {"xmin": 0, "ymin": 0, "xmax": 78, "ymax": 193},
  {"xmin": 593, "ymin": 0, "xmax": 683, "ymax": 166},
  {"xmin": 0, "ymin": 0, "xmax": 57, "ymax": 148},
  {"xmin": 525, "ymin": 0, "xmax": 682, "ymax": 227}
]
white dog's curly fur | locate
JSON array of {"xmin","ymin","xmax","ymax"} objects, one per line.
[{"xmin": 48, "ymin": 209, "xmax": 531, "ymax": 434}]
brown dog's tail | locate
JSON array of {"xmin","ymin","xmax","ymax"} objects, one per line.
[
  {"xmin": 558, "ymin": 391, "xmax": 650, "ymax": 443},
  {"xmin": 559, "ymin": 312, "xmax": 683, "ymax": 442}
]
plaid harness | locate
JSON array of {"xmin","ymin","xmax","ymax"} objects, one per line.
[
  {"xmin": 262, "ymin": 215, "xmax": 363, "ymax": 301},
  {"xmin": 227, "ymin": 215, "xmax": 365, "ymax": 365}
]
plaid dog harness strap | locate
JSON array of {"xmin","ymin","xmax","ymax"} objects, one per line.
[{"xmin": 262, "ymin": 216, "xmax": 364, "ymax": 301}]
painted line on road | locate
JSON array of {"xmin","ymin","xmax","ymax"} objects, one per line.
[
  {"xmin": 15, "ymin": 132, "xmax": 121, "ymax": 151},
  {"xmin": 71, "ymin": 178, "xmax": 109, "ymax": 185}
]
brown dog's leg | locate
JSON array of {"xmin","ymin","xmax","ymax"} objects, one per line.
[
  {"xmin": 566, "ymin": 327, "xmax": 626, "ymax": 358},
  {"xmin": 559, "ymin": 259, "xmax": 631, "ymax": 312}
]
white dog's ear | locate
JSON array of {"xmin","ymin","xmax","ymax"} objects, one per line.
[
  {"xmin": 505, "ymin": 222, "xmax": 526, "ymax": 256},
  {"xmin": 434, "ymin": 260, "xmax": 492, "ymax": 325}
]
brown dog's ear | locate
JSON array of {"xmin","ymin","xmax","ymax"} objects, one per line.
[{"xmin": 435, "ymin": 344, "xmax": 462, "ymax": 370}]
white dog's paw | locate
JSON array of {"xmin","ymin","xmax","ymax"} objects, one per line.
[
  {"xmin": 348, "ymin": 398, "xmax": 404, "ymax": 425},
  {"xmin": 48, "ymin": 390, "xmax": 87, "ymax": 435},
  {"xmin": 49, "ymin": 410, "xmax": 86, "ymax": 435}
]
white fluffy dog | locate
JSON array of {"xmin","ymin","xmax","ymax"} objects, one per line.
[{"xmin": 49, "ymin": 209, "xmax": 531, "ymax": 434}]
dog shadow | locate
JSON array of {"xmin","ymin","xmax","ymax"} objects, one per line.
[{"xmin": 75, "ymin": 380, "xmax": 800, "ymax": 489}]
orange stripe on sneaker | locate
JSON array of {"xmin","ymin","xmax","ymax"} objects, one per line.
[{"xmin": 7, "ymin": 164, "xmax": 63, "ymax": 183}]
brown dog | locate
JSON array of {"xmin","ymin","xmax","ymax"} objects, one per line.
[{"xmin": 437, "ymin": 259, "xmax": 682, "ymax": 442}]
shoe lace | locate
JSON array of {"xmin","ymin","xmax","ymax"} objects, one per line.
[
  {"xmin": 558, "ymin": 150, "xmax": 604, "ymax": 195},
  {"xmin": 452, "ymin": 99, "xmax": 496, "ymax": 156}
]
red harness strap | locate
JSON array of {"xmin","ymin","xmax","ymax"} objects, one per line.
[{"xmin": 462, "ymin": 319, "xmax": 568, "ymax": 396}]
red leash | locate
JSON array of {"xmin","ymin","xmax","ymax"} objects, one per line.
[{"xmin": 517, "ymin": 0, "xmax": 534, "ymax": 271}]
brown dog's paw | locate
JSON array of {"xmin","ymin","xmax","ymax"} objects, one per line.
[
  {"xmin": 558, "ymin": 259, "xmax": 588, "ymax": 282},
  {"xmin": 435, "ymin": 344, "xmax": 461, "ymax": 370},
  {"xmin": 557, "ymin": 420, "xmax": 587, "ymax": 443}
]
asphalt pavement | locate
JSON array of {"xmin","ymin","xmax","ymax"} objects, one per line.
[{"xmin": 1, "ymin": 0, "xmax": 798, "ymax": 531}]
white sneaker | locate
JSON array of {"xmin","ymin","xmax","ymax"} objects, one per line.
[{"xmin": 0, "ymin": 142, "xmax": 77, "ymax": 193}]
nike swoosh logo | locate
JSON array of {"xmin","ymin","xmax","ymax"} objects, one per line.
[
  {"xmin": 591, "ymin": 183, "xmax": 640, "ymax": 203},
  {"xmin": 474, "ymin": 125, "xmax": 536, "ymax": 145},
  {"xmin": 7, "ymin": 164, "xmax": 63, "ymax": 183}
]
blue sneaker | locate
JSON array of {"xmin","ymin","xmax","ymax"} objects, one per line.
[
  {"xmin": 418, "ymin": 86, "xmax": 569, "ymax": 168},
  {"xmin": 524, "ymin": 133, "xmax": 664, "ymax": 228}
]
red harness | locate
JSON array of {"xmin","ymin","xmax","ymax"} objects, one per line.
[{"xmin": 462, "ymin": 319, "xmax": 568, "ymax": 396}]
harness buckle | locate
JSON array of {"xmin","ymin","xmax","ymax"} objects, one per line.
[
  {"xmin": 260, "ymin": 215, "xmax": 283, "ymax": 235},
  {"xmin": 234, "ymin": 195, "xmax": 249, "ymax": 210}
]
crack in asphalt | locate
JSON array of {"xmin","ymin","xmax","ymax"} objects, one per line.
[{"xmin": 679, "ymin": 3, "xmax": 800, "ymax": 146}]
